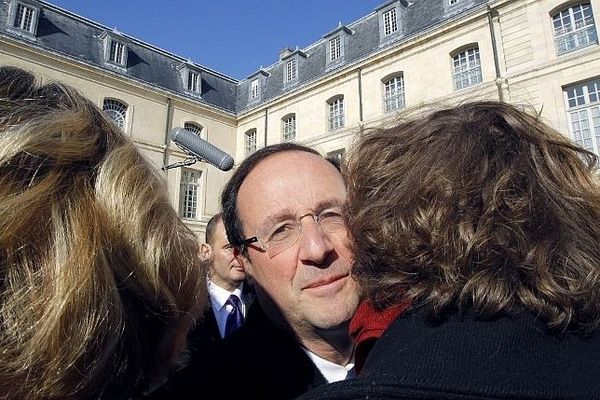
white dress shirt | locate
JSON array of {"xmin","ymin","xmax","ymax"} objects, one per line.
[
  {"xmin": 207, "ymin": 280, "xmax": 249, "ymax": 338},
  {"xmin": 303, "ymin": 349, "xmax": 356, "ymax": 383}
]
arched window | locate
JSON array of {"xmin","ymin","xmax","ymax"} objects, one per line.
[
  {"xmin": 552, "ymin": 3, "xmax": 597, "ymax": 54},
  {"xmin": 452, "ymin": 46, "xmax": 482, "ymax": 90},
  {"xmin": 282, "ymin": 114, "xmax": 296, "ymax": 142},
  {"xmin": 184, "ymin": 121, "xmax": 203, "ymax": 136},
  {"xmin": 245, "ymin": 129, "xmax": 257, "ymax": 155},
  {"xmin": 102, "ymin": 98, "xmax": 128, "ymax": 129},
  {"xmin": 327, "ymin": 95, "xmax": 345, "ymax": 131},
  {"xmin": 382, "ymin": 73, "xmax": 405, "ymax": 113}
]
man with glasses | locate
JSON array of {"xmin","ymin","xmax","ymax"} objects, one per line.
[
  {"xmin": 147, "ymin": 143, "xmax": 359, "ymax": 400},
  {"xmin": 219, "ymin": 142, "xmax": 359, "ymax": 399}
]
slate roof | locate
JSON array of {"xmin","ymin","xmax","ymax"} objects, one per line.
[{"xmin": 0, "ymin": 0, "xmax": 489, "ymax": 115}]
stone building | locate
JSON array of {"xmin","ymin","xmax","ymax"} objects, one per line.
[{"xmin": 1, "ymin": 0, "xmax": 598, "ymax": 238}]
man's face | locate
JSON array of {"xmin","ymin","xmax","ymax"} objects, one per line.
[
  {"xmin": 209, "ymin": 220, "xmax": 246, "ymax": 291},
  {"xmin": 237, "ymin": 151, "xmax": 359, "ymax": 335}
]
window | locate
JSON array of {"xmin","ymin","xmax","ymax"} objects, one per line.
[
  {"xmin": 285, "ymin": 59, "xmax": 297, "ymax": 83},
  {"xmin": 179, "ymin": 169, "xmax": 201, "ymax": 220},
  {"xmin": 187, "ymin": 70, "xmax": 201, "ymax": 93},
  {"xmin": 102, "ymin": 99, "xmax": 127, "ymax": 129},
  {"xmin": 383, "ymin": 74, "xmax": 405, "ymax": 113},
  {"xmin": 282, "ymin": 115, "xmax": 296, "ymax": 142},
  {"xmin": 453, "ymin": 46, "xmax": 482, "ymax": 90},
  {"xmin": 250, "ymin": 79, "xmax": 259, "ymax": 100},
  {"xmin": 329, "ymin": 36, "xmax": 341, "ymax": 61},
  {"xmin": 245, "ymin": 129, "xmax": 257, "ymax": 155},
  {"xmin": 565, "ymin": 79, "xmax": 600, "ymax": 155},
  {"xmin": 12, "ymin": 3, "xmax": 35, "ymax": 33},
  {"xmin": 553, "ymin": 3, "xmax": 597, "ymax": 55},
  {"xmin": 108, "ymin": 39, "xmax": 126, "ymax": 66},
  {"xmin": 326, "ymin": 149, "xmax": 345, "ymax": 168},
  {"xmin": 328, "ymin": 96, "xmax": 345, "ymax": 131},
  {"xmin": 383, "ymin": 8, "xmax": 398, "ymax": 36},
  {"xmin": 184, "ymin": 122, "xmax": 203, "ymax": 136}
]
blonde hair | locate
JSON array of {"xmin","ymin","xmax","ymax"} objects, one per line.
[{"xmin": 0, "ymin": 67, "xmax": 207, "ymax": 399}]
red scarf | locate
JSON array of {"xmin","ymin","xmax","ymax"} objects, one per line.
[{"xmin": 350, "ymin": 299, "xmax": 411, "ymax": 374}]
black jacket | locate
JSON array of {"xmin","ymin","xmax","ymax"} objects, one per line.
[
  {"xmin": 299, "ymin": 307, "xmax": 600, "ymax": 399},
  {"xmin": 148, "ymin": 302, "xmax": 327, "ymax": 400}
]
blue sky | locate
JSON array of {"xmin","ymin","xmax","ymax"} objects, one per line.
[{"xmin": 48, "ymin": 1, "xmax": 385, "ymax": 80}]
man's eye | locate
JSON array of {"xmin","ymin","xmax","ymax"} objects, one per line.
[
  {"xmin": 319, "ymin": 211, "xmax": 343, "ymax": 222},
  {"xmin": 268, "ymin": 223, "xmax": 295, "ymax": 241}
]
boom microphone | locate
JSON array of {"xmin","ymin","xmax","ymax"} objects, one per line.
[{"xmin": 170, "ymin": 127, "xmax": 234, "ymax": 171}]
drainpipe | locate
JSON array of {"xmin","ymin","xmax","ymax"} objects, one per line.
[
  {"xmin": 264, "ymin": 107, "xmax": 269, "ymax": 147},
  {"xmin": 487, "ymin": 5, "xmax": 503, "ymax": 102},
  {"xmin": 357, "ymin": 67, "xmax": 364, "ymax": 122},
  {"xmin": 162, "ymin": 97, "xmax": 173, "ymax": 174}
]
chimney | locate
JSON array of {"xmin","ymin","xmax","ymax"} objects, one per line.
[{"xmin": 279, "ymin": 47, "xmax": 293, "ymax": 60}]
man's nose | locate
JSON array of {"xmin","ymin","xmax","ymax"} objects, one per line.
[{"xmin": 297, "ymin": 217, "xmax": 334, "ymax": 265}]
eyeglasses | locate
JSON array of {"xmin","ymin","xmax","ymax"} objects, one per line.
[{"xmin": 238, "ymin": 208, "xmax": 346, "ymax": 258}]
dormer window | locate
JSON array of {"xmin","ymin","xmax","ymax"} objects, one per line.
[
  {"xmin": 250, "ymin": 79, "xmax": 259, "ymax": 100},
  {"xmin": 247, "ymin": 69, "xmax": 269, "ymax": 102},
  {"xmin": 285, "ymin": 59, "xmax": 297, "ymax": 83},
  {"xmin": 109, "ymin": 39, "xmax": 126, "ymax": 65},
  {"xmin": 7, "ymin": 1, "xmax": 40, "ymax": 37},
  {"xmin": 178, "ymin": 62, "xmax": 202, "ymax": 97},
  {"xmin": 101, "ymin": 31, "xmax": 128, "ymax": 68},
  {"xmin": 324, "ymin": 24, "xmax": 352, "ymax": 68},
  {"xmin": 377, "ymin": 1, "xmax": 404, "ymax": 44},
  {"xmin": 187, "ymin": 70, "xmax": 200, "ymax": 93},
  {"xmin": 280, "ymin": 48, "xmax": 306, "ymax": 86},
  {"xmin": 329, "ymin": 36, "xmax": 341, "ymax": 61},
  {"xmin": 383, "ymin": 8, "xmax": 398, "ymax": 36}
]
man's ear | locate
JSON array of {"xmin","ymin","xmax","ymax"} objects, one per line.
[{"xmin": 199, "ymin": 243, "xmax": 213, "ymax": 262}]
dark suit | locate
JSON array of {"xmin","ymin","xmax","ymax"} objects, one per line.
[{"xmin": 147, "ymin": 302, "xmax": 327, "ymax": 400}]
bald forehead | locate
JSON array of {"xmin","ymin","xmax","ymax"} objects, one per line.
[{"xmin": 236, "ymin": 151, "xmax": 346, "ymax": 230}]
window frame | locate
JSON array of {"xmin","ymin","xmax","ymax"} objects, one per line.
[
  {"xmin": 552, "ymin": 3, "xmax": 598, "ymax": 55},
  {"xmin": 7, "ymin": 1, "xmax": 40, "ymax": 37},
  {"xmin": 102, "ymin": 98, "xmax": 128, "ymax": 130},
  {"xmin": 184, "ymin": 121, "xmax": 203, "ymax": 137},
  {"xmin": 327, "ymin": 96, "xmax": 345, "ymax": 131},
  {"xmin": 452, "ymin": 45, "xmax": 483, "ymax": 90},
  {"xmin": 179, "ymin": 168, "xmax": 202, "ymax": 220},
  {"xmin": 245, "ymin": 129, "xmax": 257, "ymax": 155},
  {"xmin": 285, "ymin": 58, "xmax": 297, "ymax": 84},
  {"xmin": 250, "ymin": 78, "xmax": 259, "ymax": 100},
  {"xmin": 382, "ymin": 73, "xmax": 406, "ymax": 113},
  {"xmin": 383, "ymin": 8, "xmax": 398, "ymax": 37},
  {"xmin": 564, "ymin": 78, "xmax": 600, "ymax": 156},
  {"xmin": 187, "ymin": 70, "xmax": 201, "ymax": 94},
  {"xmin": 282, "ymin": 114, "xmax": 297, "ymax": 142}
]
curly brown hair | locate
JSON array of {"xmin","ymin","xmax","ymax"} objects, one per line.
[{"xmin": 346, "ymin": 101, "xmax": 600, "ymax": 332}]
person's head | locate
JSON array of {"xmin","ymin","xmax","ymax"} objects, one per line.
[
  {"xmin": 346, "ymin": 100, "xmax": 600, "ymax": 332},
  {"xmin": 201, "ymin": 213, "xmax": 245, "ymax": 292},
  {"xmin": 221, "ymin": 143, "xmax": 359, "ymax": 341},
  {"xmin": 0, "ymin": 66, "xmax": 207, "ymax": 399}
]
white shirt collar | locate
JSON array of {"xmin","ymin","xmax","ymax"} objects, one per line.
[
  {"xmin": 302, "ymin": 349, "xmax": 355, "ymax": 383},
  {"xmin": 207, "ymin": 279, "xmax": 244, "ymax": 312}
]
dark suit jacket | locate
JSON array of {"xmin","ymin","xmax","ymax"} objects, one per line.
[
  {"xmin": 299, "ymin": 306, "xmax": 600, "ymax": 399},
  {"xmin": 146, "ymin": 302, "xmax": 327, "ymax": 400}
]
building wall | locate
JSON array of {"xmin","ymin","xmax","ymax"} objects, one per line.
[
  {"xmin": 2, "ymin": 0, "xmax": 600, "ymax": 240},
  {"xmin": 0, "ymin": 35, "xmax": 237, "ymax": 239},
  {"xmin": 236, "ymin": 0, "xmax": 600, "ymax": 168}
]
